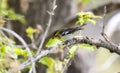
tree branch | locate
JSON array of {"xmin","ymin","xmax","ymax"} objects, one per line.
[
  {"xmin": 20, "ymin": 37, "xmax": 120, "ymax": 69},
  {"xmin": 64, "ymin": 37, "xmax": 120, "ymax": 54}
]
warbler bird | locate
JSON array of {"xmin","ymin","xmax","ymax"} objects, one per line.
[
  {"xmin": 44, "ymin": 26, "xmax": 83, "ymax": 48},
  {"xmin": 53, "ymin": 26, "xmax": 83, "ymax": 40}
]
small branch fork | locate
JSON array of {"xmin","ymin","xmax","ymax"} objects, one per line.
[
  {"xmin": 36, "ymin": 0, "xmax": 57, "ymax": 55},
  {"xmin": 20, "ymin": 48, "xmax": 54, "ymax": 70},
  {"xmin": 101, "ymin": 6, "xmax": 108, "ymax": 41},
  {"xmin": 20, "ymin": 37, "xmax": 120, "ymax": 69},
  {"xmin": 101, "ymin": 5, "xmax": 110, "ymax": 43}
]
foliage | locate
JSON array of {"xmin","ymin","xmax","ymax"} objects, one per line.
[
  {"xmin": 67, "ymin": 45, "xmax": 78, "ymax": 58},
  {"xmin": 26, "ymin": 27, "xmax": 36, "ymax": 39},
  {"xmin": 76, "ymin": 12, "xmax": 102, "ymax": 25},
  {"xmin": 0, "ymin": 34, "xmax": 29, "ymax": 72},
  {"xmin": 39, "ymin": 56, "xmax": 63, "ymax": 73},
  {"xmin": 0, "ymin": 0, "xmax": 26, "ymax": 24},
  {"xmin": 0, "ymin": 0, "xmax": 28, "ymax": 72},
  {"xmin": 46, "ymin": 38, "xmax": 62, "ymax": 48}
]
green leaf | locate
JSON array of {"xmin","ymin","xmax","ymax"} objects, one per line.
[
  {"xmin": 68, "ymin": 45, "xmax": 78, "ymax": 58},
  {"xmin": 16, "ymin": 14, "xmax": 27, "ymax": 24},
  {"xmin": 82, "ymin": 0, "xmax": 89, "ymax": 5},
  {"xmin": 39, "ymin": 56, "xmax": 56, "ymax": 68},
  {"xmin": 39, "ymin": 57, "xmax": 63, "ymax": 73},
  {"xmin": 0, "ymin": 45, "xmax": 17, "ymax": 59},
  {"xmin": 79, "ymin": 44, "xmax": 96, "ymax": 51},
  {"xmin": 0, "ymin": 9, "xmax": 8, "ymax": 16},
  {"xmin": 7, "ymin": 9, "xmax": 26, "ymax": 24},
  {"xmin": 0, "ymin": 45, "xmax": 7, "ymax": 56},
  {"xmin": 5, "ymin": 46, "xmax": 18, "ymax": 59},
  {"xmin": 14, "ymin": 48, "xmax": 23, "ymax": 55},
  {"xmin": 46, "ymin": 38, "xmax": 62, "ymax": 48},
  {"xmin": 76, "ymin": 12, "xmax": 102, "ymax": 25},
  {"xmin": 14, "ymin": 47, "xmax": 29, "ymax": 57},
  {"xmin": 0, "ymin": 0, "xmax": 26, "ymax": 24},
  {"xmin": 26, "ymin": 27, "xmax": 36, "ymax": 38},
  {"xmin": 46, "ymin": 68, "xmax": 54, "ymax": 73}
]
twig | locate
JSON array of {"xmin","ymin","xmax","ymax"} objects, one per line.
[
  {"xmin": 36, "ymin": 0, "xmax": 57, "ymax": 55},
  {"xmin": 61, "ymin": 58, "xmax": 73, "ymax": 73},
  {"xmin": 101, "ymin": 5, "xmax": 110, "ymax": 42},
  {"xmin": 0, "ymin": 27, "xmax": 36, "ymax": 73},
  {"xmin": 20, "ymin": 48, "xmax": 54, "ymax": 69},
  {"xmin": 101, "ymin": 5, "xmax": 115, "ymax": 48},
  {"xmin": 0, "ymin": 31, "xmax": 13, "ymax": 46}
]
